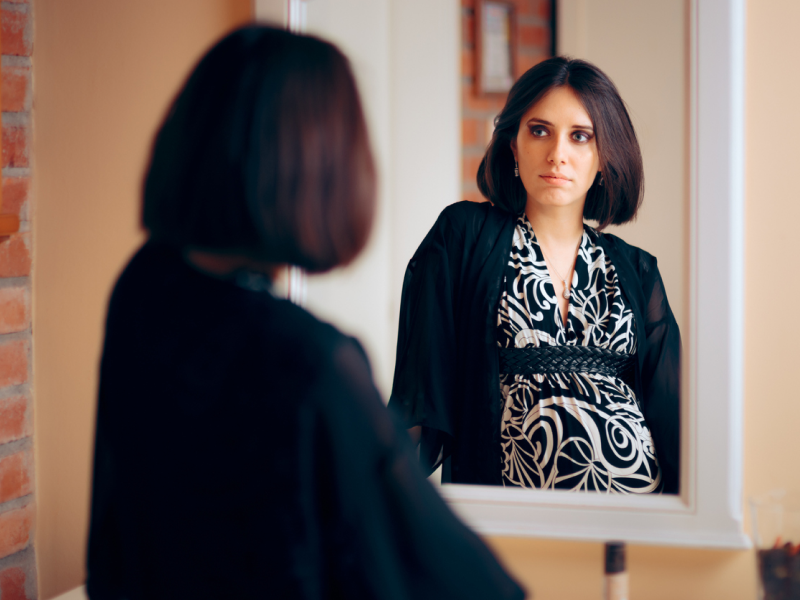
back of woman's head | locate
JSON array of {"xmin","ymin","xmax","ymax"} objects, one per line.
[
  {"xmin": 143, "ymin": 26, "xmax": 376, "ymax": 272},
  {"xmin": 477, "ymin": 56, "xmax": 643, "ymax": 229}
]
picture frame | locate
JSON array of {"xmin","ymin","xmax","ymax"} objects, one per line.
[{"xmin": 475, "ymin": 0, "xmax": 517, "ymax": 96}]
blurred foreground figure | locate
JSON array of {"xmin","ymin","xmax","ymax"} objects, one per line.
[{"xmin": 86, "ymin": 26, "xmax": 525, "ymax": 600}]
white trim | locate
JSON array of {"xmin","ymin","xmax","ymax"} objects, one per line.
[
  {"xmin": 441, "ymin": 0, "xmax": 748, "ymax": 548},
  {"xmin": 287, "ymin": 0, "xmax": 307, "ymax": 33}
]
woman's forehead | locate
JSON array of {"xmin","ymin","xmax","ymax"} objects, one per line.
[{"xmin": 522, "ymin": 86, "xmax": 593, "ymax": 127}]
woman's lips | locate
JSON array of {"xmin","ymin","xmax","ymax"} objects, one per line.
[{"xmin": 540, "ymin": 175, "xmax": 570, "ymax": 185}]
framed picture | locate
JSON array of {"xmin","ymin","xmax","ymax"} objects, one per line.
[{"xmin": 475, "ymin": 0, "xmax": 517, "ymax": 96}]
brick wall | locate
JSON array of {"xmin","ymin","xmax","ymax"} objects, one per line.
[
  {"xmin": 461, "ymin": 0, "xmax": 552, "ymax": 202},
  {"xmin": 0, "ymin": 0, "xmax": 36, "ymax": 598}
]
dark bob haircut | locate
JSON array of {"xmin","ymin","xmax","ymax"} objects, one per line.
[
  {"xmin": 142, "ymin": 26, "xmax": 376, "ymax": 272},
  {"xmin": 477, "ymin": 56, "xmax": 644, "ymax": 229}
]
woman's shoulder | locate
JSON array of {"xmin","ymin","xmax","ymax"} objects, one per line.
[
  {"xmin": 426, "ymin": 200, "xmax": 514, "ymax": 249},
  {"xmin": 594, "ymin": 229, "xmax": 659, "ymax": 276},
  {"xmin": 123, "ymin": 242, "xmax": 356, "ymax": 369},
  {"xmin": 270, "ymin": 301, "xmax": 391, "ymax": 446},
  {"xmin": 258, "ymin": 294, "xmax": 356, "ymax": 364},
  {"xmin": 439, "ymin": 200, "xmax": 510, "ymax": 228}
]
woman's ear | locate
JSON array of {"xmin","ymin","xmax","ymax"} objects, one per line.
[{"xmin": 510, "ymin": 139, "xmax": 518, "ymax": 161}]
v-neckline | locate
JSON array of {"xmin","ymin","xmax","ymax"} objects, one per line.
[{"xmin": 523, "ymin": 216, "xmax": 587, "ymax": 335}]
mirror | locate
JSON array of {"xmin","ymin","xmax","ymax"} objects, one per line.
[{"xmin": 255, "ymin": 0, "xmax": 747, "ymax": 547}]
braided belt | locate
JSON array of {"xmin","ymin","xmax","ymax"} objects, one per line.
[{"xmin": 498, "ymin": 345, "xmax": 636, "ymax": 380}]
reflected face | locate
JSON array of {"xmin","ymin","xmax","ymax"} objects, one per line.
[{"xmin": 511, "ymin": 86, "xmax": 600, "ymax": 213}]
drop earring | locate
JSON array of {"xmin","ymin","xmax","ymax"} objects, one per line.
[
  {"xmin": 599, "ymin": 174, "xmax": 604, "ymax": 186},
  {"xmin": 514, "ymin": 160, "xmax": 519, "ymax": 177}
]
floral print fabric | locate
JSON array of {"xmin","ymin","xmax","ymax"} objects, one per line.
[{"xmin": 497, "ymin": 215, "xmax": 662, "ymax": 493}]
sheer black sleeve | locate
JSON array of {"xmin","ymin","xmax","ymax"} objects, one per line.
[
  {"xmin": 388, "ymin": 212, "xmax": 464, "ymax": 475},
  {"xmin": 638, "ymin": 257, "xmax": 682, "ymax": 494},
  {"xmin": 315, "ymin": 339, "xmax": 525, "ymax": 600}
]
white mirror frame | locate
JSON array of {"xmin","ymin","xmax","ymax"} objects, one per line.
[
  {"xmin": 256, "ymin": 0, "xmax": 748, "ymax": 548},
  {"xmin": 439, "ymin": 0, "xmax": 748, "ymax": 548}
]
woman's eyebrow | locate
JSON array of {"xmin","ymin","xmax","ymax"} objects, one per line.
[{"xmin": 525, "ymin": 117, "xmax": 594, "ymax": 131}]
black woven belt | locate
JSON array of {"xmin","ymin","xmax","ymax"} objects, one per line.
[{"xmin": 498, "ymin": 345, "xmax": 636, "ymax": 380}]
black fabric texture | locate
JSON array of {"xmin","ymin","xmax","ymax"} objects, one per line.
[
  {"xmin": 86, "ymin": 241, "xmax": 525, "ymax": 600},
  {"xmin": 388, "ymin": 201, "xmax": 681, "ymax": 493}
]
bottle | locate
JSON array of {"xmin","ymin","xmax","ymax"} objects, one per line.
[{"xmin": 604, "ymin": 541, "xmax": 628, "ymax": 600}]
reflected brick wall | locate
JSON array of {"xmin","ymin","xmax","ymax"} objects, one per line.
[
  {"xmin": 0, "ymin": 0, "xmax": 36, "ymax": 598},
  {"xmin": 461, "ymin": 0, "xmax": 552, "ymax": 202}
]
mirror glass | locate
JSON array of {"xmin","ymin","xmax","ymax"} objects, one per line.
[
  {"xmin": 300, "ymin": 0, "xmax": 688, "ymax": 490},
  {"xmin": 456, "ymin": 0, "xmax": 688, "ymax": 491}
]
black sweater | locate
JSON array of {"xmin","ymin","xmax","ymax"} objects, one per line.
[
  {"xmin": 87, "ymin": 241, "xmax": 524, "ymax": 600},
  {"xmin": 389, "ymin": 201, "xmax": 681, "ymax": 493}
]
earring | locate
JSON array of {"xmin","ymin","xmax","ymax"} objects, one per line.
[
  {"xmin": 599, "ymin": 174, "xmax": 604, "ymax": 186},
  {"xmin": 514, "ymin": 160, "xmax": 519, "ymax": 177}
]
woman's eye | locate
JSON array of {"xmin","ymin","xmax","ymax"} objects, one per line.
[
  {"xmin": 573, "ymin": 131, "xmax": 591, "ymax": 143},
  {"xmin": 530, "ymin": 126, "xmax": 548, "ymax": 137}
]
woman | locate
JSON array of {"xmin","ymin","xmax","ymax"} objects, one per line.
[
  {"xmin": 389, "ymin": 57, "xmax": 680, "ymax": 494},
  {"xmin": 87, "ymin": 26, "xmax": 524, "ymax": 600}
]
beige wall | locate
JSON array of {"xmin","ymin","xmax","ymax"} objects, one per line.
[
  {"xmin": 32, "ymin": 1, "xmax": 251, "ymax": 597},
  {"xmin": 558, "ymin": 0, "xmax": 689, "ymax": 336},
  {"xmin": 29, "ymin": 0, "xmax": 800, "ymax": 599},
  {"xmin": 598, "ymin": 0, "xmax": 690, "ymax": 341}
]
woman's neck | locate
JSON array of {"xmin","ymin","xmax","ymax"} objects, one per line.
[
  {"xmin": 525, "ymin": 203, "xmax": 585, "ymax": 250},
  {"xmin": 183, "ymin": 249, "xmax": 281, "ymax": 280}
]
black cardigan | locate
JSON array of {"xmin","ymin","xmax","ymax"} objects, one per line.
[
  {"xmin": 87, "ymin": 241, "xmax": 525, "ymax": 600},
  {"xmin": 388, "ymin": 201, "xmax": 681, "ymax": 493}
]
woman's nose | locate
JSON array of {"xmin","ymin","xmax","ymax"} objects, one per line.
[{"xmin": 547, "ymin": 135, "xmax": 568, "ymax": 165}]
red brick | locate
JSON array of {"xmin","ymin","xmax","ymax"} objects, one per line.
[
  {"xmin": 0, "ymin": 233, "xmax": 31, "ymax": 277},
  {"xmin": 463, "ymin": 13, "xmax": 475, "ymax": 46},
  {"xmin": 463, "ymin": 85, "xmax": 506, "ymax": 113},
  {"xmin": 0, "ymin": 396, "xmax": 29, "ymax": 445},
  {"xmin": 463, "ymin": 155, "xmax": 485, "ymax": 183},
  {"xmin": 0, "ymin": 286, "xmax": 28, "ymax": 334},
  {"xmin": 516, "ymin": 0, "xmax": 550, "ymax": 19},
  {"xmin": 1, "ymin": 6, "xmax": 32, "ymax": 57},
  {"xmin": 517, "ymin": 53, "xmax": 547, "ymax": 77},
  {"xmin": 513, "ymin": 0, "xmax": 534, "ymax": 15},
  {"xmin": 2, "ymin": 123, "xmax": 28, "ymax": 168},
  {"xmin": 0, "ymin": 505, "xmax": 33, "ymax": 559},
  {"xmin": 0, "ymin": 339, "xmax": 27, "ymax": 388},
  {"xmin": 0, "ymin": 451, "xmax": 32, "ymax": 504},
  {"xmin": 462, "ymin": 118, "xmax": 480, "ymax": 146},
  {"xmin": 1, "ymin": 178, "xmax": 29, "ymax": 218},
  {"xmin": 462, "ymin": 48, "xmax": 475, "ymax": 78},
  {"xmin": 462, "ymin": 0, "xmax": 475, "ymax": 8},
  {"xmin": 2, "ymin": 63, "xmax": 30, "ymax": 112},
  {"xmin": 519, "ymin": 24, "xmax": 548, "ymax": 48},
  {"xmin": 0, "ymin": 566, "xmax": 29, "ymax": 600}
]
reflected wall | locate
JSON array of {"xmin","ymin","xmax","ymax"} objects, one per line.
[{"xmin": 557, "ymin": 0, "xmax": 690, "ymax": 336}]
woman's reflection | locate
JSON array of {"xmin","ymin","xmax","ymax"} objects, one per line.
[{"xmin": 389, "ymin": 57, "xmax": 680, "ymax": 493}]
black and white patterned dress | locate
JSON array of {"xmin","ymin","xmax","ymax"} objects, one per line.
[{"xmin": 497, "ymin": 215, "xmax": 662, "ymax": 493}]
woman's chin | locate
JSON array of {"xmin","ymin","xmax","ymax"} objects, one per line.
[{"xmin": 526, "ymin": 192, "xmax": 586, "ymax": 212}]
